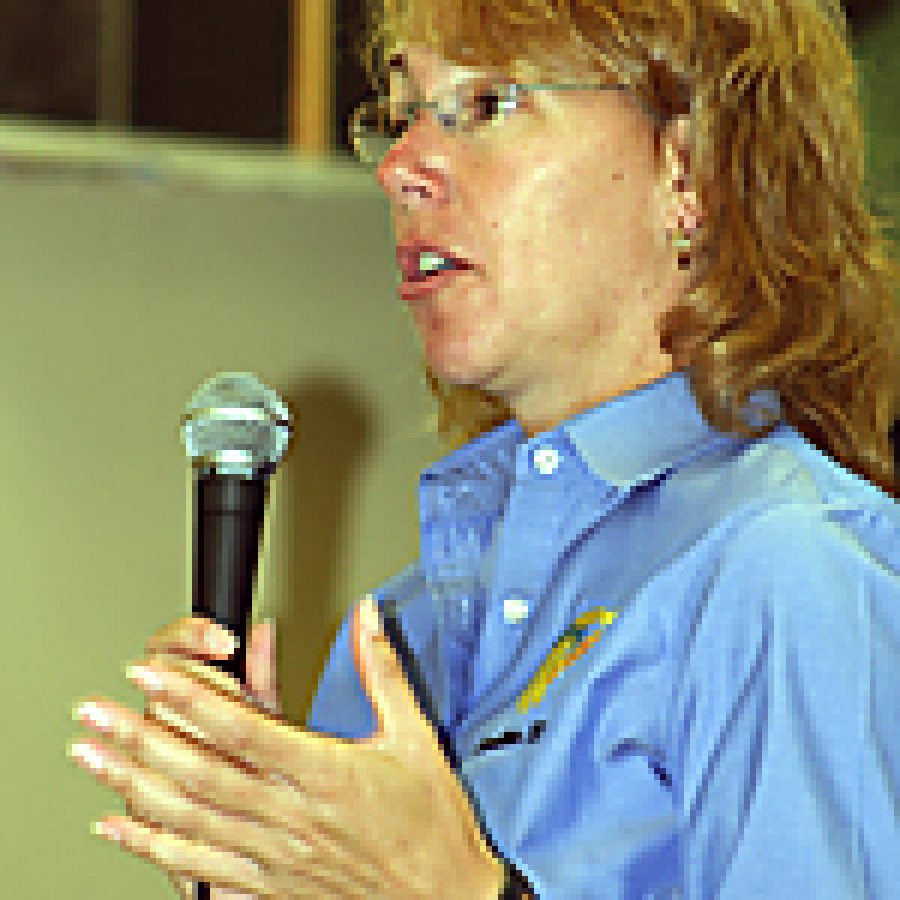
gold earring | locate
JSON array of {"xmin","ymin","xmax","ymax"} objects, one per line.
[
  {"xmin": 669, "ymin": 219, "xmax": 694, "ymax": 251},
  {"xmin": 667, "ymin": 177, "xmax": 702, "ymax": 263}
]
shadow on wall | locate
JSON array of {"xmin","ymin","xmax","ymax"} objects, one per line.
[
  {"xmin": 273, "ymin": 368, "xmax": 383, "ymax": 724},
  {"xmin": 269, "ymin": 376, "xmax": 900, "ymax": 727}
]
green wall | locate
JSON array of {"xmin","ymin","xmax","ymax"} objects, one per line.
[{"xmin": 1, "ymin": 146, "xmax": 446, "ymax": 897}]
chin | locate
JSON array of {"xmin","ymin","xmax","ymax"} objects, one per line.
[{"xmin": 432, "ymin": 353, "xmax": 508, "ymax": 400}]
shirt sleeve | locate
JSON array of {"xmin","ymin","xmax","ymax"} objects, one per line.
[{"xmin": 668, "ymin": 503, "xmax": 900, "ymax": 899}]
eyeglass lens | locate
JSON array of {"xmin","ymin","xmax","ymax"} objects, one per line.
[{"xmin": 351, "ymin": 78, "xmax": 515, "ymax": 167}]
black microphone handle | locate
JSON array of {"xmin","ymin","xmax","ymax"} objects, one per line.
[{"xmin": 191, "ymin": 473, "xmax": 268, "ymax": 900}]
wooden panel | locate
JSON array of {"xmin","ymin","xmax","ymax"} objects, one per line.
[
  {"xmin": 97, "ymin": 0, "xmax": 133, "ymax": 126},
  {"xmin": 290, "ymin": 0, "xmax": 334, "ymax": 156}
]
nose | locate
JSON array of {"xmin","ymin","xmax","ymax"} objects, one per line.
[{"xmin": 375, "ymin": 124, "xmax": 450, "ymax": 212}]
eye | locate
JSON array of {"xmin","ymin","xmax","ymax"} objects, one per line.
[{"xmin": 470, "ymin": 83, "xmax": 523, "ymax": 125}]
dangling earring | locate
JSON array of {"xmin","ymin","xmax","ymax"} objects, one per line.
[
  {"xmin": 664, "ymin": 144, "xmax": 703, "ymax": 271},
  {"xmin": 669, "ymin": 201, "xmax": 700, "ymax": 271}
]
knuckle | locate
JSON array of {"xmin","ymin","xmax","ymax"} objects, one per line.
[
  {"xmin": 228, "ymin": 728, "xmax": 255, "ymax": 759},
  {"xmin": 146, "ymin": 618, "xmax": 192, "ymax": 654},
  {"xmin": 127, "ymin": 773, "xmax": 156, "ymax": 811},
  {"xmin": 183, "ymin": 758, "xmax": 219, "ymax": 800},
  {"xmin": 282, "ymin": 830, "xmax": 314, "ymax": 864},
  {"xmin": 172, "ymin": 794, "xmax": 205, "ymax": 833},
  {"xmin": 118, "ymin": 709, "xmax": 147, "ymax": 756},
  {"xmin": 147, "ymin": 700, "xmax": 174, "ymax": 727},
  {"xmin": 251, "ymin": 774, "xmax": 279, "ymax": 811}
]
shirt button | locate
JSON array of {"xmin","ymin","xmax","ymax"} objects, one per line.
[
  {"xmin": 532, "ymin": 444, "xmax": 560, "ymax": 475},
  {"xmin": 504, "ymin": 595, "xmax": 529, "ymax": 623}
]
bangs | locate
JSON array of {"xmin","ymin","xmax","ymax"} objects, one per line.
[
  {"xmin": 359, "ymin": 0, "xmax": 899, "ymax": 498},
  {"xmin": 363, "ymin": 0, "xmax": 624, "ymax": 85},
  {"xmin": 360, "ymin": 0, "xmax": 690, "ymax": 129}
]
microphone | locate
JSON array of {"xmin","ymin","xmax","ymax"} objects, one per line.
[{"xmin": 180, "ymin": 372, "xmax": 292, "ymax": 900}]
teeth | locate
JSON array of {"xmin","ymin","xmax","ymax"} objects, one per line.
[{"xmin": 418, "ymin": 252, "xmax": 452, "ymax": 274}]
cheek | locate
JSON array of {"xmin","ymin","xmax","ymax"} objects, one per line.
[
  {"xmin": 472, "ymin": 148, "xmax": 644, "ymax": 324},
  {"xmin": 483, "ymin": 167, "xmax": 570, "ymax": 278}
]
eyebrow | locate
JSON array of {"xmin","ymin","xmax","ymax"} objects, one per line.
[
  {"xmin": 384, "ymin": 49, "xmax": 502, "ymax": 95},
  {"xmin": 388, "ymin": 47, "xmax": 492, "ymax": 76}
]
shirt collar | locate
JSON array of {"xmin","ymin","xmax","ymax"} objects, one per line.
[{"xmin": 418, "ymin": 367, "xmax": 784, "ymax": 517}]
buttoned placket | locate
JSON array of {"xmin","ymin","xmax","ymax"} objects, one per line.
[
  {"xmin": 466, "ymin": 439, "xmax": 574, "ymax": 720},
  {"xmin": 427, "ymin": 511, "xmax": 495, "ymax": 732}
]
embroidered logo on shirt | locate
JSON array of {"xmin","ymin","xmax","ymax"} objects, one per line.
[
  {"xmin": 515, "ymin": 606, "xmax": 619, "ymax": 713},
  {"xmin": 475, "ymin": 719, "xmax": 547, "ymax": 755}
]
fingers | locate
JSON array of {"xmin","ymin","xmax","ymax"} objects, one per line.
[
  {"xmin": 144, "ymin": 619, "xmax": 275, "ymax": 713},
  {"xmin": 85, "ymin": 698, "xmax": 308, "ymax": 840},
  {"xmin": 148, "ymin": 700, "xmax": 215, "ymax": 748},
  {"xmin": 247, "ymin": 624, "xmax": 280, "ymax": 716},
  {"xmin": 96, "ymin": 815, "xmax": 272, "ymax": 896},
  {"xmin": 175, "ymin": 865, "xmax": 270, "ymax": 899},
  {"xmin": 76, "ymin": 719, "xmax": 317, "ymax": 879},
  {"xmin": 146, "ymin": 616, "xmax": 238, "ymax": 661},
  {"xmin": 144, "ymin": 618, "xmax": 276, "ymax": 711}
]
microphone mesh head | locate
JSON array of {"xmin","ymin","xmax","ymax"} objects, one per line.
[{"xmin": 181, "ymin": 372, "xmax": 292, "ymax": 477}]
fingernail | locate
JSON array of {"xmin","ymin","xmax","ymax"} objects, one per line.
[
  {"xmin": 125, "ymin": 662, "xmax": 165, "ymax": 692},
  {"xmin": 73, "ymin": 700, "xmax": 115, "ymax": 732},
  {"xmin": 91, "ymin": 819, "xmax": 124, "ymax": 844},
  {"xmin": 70, "ymin": 740, "xmax": 107, "ymax": 772},
  {"xmin": 360, "ymin": 594, "xmax": 381, "ymax": 634},
  {"xmin": 206, "ymin": 627, "xmax": 237, "ymax": 656}
]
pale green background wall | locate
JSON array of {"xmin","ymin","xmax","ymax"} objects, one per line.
[
  {"xmin": 2, "ymin": 10, "xmax": 897, "ymax": 897},
  {"xmin": 1, "ymin": 147, "xmax": 448, "ymax": 896}
]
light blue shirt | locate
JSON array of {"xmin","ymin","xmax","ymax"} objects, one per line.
[{"xmin": 305, "ymin": 368, "xmax": 900, "ymax": 899}]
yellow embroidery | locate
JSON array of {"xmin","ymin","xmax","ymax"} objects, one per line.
[{"xmin": 515, "ymin": 606, "xmax": 619, "ymax": 713}]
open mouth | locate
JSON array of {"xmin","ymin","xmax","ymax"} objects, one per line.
[
  {"xmin": 398, "ymin": 245, "xmax": 476, "ymax": 284},
  {"xmin": 399, "ymin": 262, "xmax": 476, "ymax": 302},
  {"xmin": 403, "ymin": 257, "xmax": 471, "ymax": 283}
]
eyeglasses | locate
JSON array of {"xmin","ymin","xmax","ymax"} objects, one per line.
[{"xmin": 349, "ymin": 78, "xmax": 631, "ymax": 168}]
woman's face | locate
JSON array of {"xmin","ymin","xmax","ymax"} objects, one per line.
[{"xmin": 377, "ymin": 44, "xmax": 688, "ymax": 436}]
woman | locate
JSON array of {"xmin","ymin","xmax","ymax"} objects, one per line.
[
  {"xmin": 68, "ymin": 0, "xmax": 899, "ymax": 897},
  {"xmin": 310, "ymin": 0, "xmax": 900, "ymax": 895},
  {"xmin": 362, "ymin": 0, "xmax": 897, "ymax": 493}
]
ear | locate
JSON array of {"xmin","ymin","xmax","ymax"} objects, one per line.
[
  {"xmin": 658, "ymin": 114, "xmax": 693, "ymax": 196},
  {"xmin": 651, "ymin": 116, "xmax": 686, "ymax": 244}
]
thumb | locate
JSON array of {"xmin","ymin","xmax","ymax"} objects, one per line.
[
  {"xmin": 354, "ymin": 594, "xmax": 427, "ymax": 746},
  {"xmin": 246, "ymin": 619, "xmax": 280, "ymax": 715}
]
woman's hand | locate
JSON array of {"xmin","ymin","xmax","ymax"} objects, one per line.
[
  {"xmin": 143, "ymin": 616, "xmax": 280, "ymax": 899},
  {"xmin": 68, "ymin": 597, "xmax": 504, "ymax": 898}
]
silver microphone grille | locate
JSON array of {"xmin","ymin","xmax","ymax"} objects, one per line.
[{"xmin": 180, "ymin": 372, "xmax": 293, "ymax": 477}]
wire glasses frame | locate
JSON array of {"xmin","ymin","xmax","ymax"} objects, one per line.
[{"xmin": 349, "ymin": 80, "xmax": 632, "ymax": 168}]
